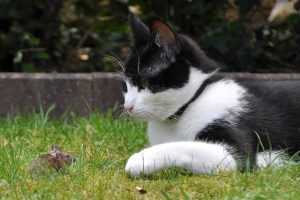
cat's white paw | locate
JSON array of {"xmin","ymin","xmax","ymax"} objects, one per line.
[{"xmin": 125, "ymin": 150, "xmax": 157, "ymax": 176}]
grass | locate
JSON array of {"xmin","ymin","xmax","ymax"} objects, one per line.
[{"xmin": 0, "ymin": 111, "xmax": 300, "ymax": 200}]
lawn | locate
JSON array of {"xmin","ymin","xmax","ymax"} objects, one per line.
[{"xmin": 0, "ymin": 111, "xmax": 300, "ymax": 199}]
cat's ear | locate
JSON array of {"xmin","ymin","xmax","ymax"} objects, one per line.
[
  {"xmin": 150, "ymin": 19, "xmax": 181, "ymax": 55},
  {"xmin": 128, "ymin": 11, "xmax": 150, "ymax": 48}
]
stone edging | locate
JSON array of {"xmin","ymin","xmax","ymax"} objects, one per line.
[{"xmin": 0, "ymin": 73, "xmax": 299, "ymax": 117}]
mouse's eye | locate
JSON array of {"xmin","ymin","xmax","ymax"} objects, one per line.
[
  {"xmin": 141, "ymin": 80, "xmax": 149, "ymax": 89},
  {"xmin": 66, "ymin": 155, "xmax": 70, "ymax": 158}
]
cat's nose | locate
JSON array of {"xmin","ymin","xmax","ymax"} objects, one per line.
[{"xmin": 124, "ymin": 104, "xmax": 134, "ymax": 112}]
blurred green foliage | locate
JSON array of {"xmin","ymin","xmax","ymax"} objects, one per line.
[
  {"xmin": 0, "ymin": 0, "xmax": 299, "ymax": 72},
  {"xmin": 0, "ymin": 0, "xmax": 129, "ymax": 72}
]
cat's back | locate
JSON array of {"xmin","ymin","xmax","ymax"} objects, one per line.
[
  {"xmin": 237, "ymin": 79, "xmax": 300, "ymax": 126},
  {"xmin": 239, "ymin": 79, "xmax": 300, "ymax": 108}
]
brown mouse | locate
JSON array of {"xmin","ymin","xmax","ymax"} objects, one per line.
[{"xmin": 30, "ymin": 144, "xmax": 75, "ymax": 175}]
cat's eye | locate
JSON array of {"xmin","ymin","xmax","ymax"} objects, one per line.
[{"xmin": 141, "ymin": 80, "xmax": 149, "ymax": 89}]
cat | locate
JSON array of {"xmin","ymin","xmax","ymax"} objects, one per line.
[{"xmin": 122, "ymin": 12, "xmax": 300, "ymax": 176}]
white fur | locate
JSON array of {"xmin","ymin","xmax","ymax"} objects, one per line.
[
  {"xmin": 125, "ymin": 141, "xmax": 237, "ymax": 176},
  {"xmin": 125, "ymin": 144, "xmax": 287, "ymax": 176},
  {"xmin": 256, "ymin": 151, "xmax": 286, "ymax": 168},
  {"xmin": 147, "ymin": 71, "xmax": 249, "ymax": 145}
]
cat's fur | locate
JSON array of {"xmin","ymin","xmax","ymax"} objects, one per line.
[{"xmin": 123, "ymin": 12, "xmax": 300, "ymax": 176}]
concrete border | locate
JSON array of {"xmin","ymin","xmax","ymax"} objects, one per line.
[
  {"xmin": 223, "ymin": 73, "xmax": 300, "ymax": 80},
  {"xmin": 0, "ymin": 73, "xmax": 93, "ymax": 117},
  {"xmin": 0, "ymin": 73, "xmax": 299, "ymax": 117}
]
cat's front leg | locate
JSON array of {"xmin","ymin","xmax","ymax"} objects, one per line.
[
  {"xmin": 125, "ymin": 150, "xmax": 164, "ymax": 176},
  {"xmin": 125, "ymin": 145, "xmax": 178, "ymax": 176},
  {"xmin": 125, "ymin": 141, "xmax": 237, "ymax": 176}
]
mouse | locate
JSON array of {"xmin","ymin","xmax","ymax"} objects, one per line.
[{"xmin": 30, "ymin": 144, "xmax": 75, "ymax": 176}]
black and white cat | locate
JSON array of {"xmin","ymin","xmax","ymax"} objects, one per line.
[{"xmin": 122, "ymin": 13, "xmax": 300, "ymax": 176}]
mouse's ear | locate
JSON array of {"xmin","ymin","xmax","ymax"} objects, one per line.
[
  {"xmin": 51, "ymin": 144, "xmax": 61, "ymax": 151},
  {"xmin": 128, "ymin": 11, "xmax": 150, "ymax": 48},
  {"xmin": 50, "ymin": 144, "xmax": 60, "ymax": 158}
]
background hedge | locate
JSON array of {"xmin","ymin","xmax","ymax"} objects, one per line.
[{"xmin": 0, "ymin": 0, "xmax": 299, "ymax": 73}]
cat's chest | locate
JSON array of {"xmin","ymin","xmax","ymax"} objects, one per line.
[
  {"xmin": 146, "ymin": 80, "xmax": 248, "ymax": 146},
  {"xmin": 147, "ymin": 121, "xmax": 198, "ymax": 145}
]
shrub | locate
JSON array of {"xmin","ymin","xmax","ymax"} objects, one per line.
[{"xmin": 0, "ymin": 0, "xmax": 299, "ymax": 72}]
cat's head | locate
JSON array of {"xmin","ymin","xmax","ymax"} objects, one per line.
[{"xmin": 122, "ymin": 12, "xmax": 219, "ymax": 121}]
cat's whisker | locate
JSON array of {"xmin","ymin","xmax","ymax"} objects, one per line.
[
  {"xmin": 126, "ymin": 102, "xmax": 187, "ymax": 121},
  {"xmin": 135, "ymin": 48, "xmax": 141, "ymax": 74},
  {"xmin": 106, "ymin": 54, "xmax": 125, "ymax": 72},
  {"xmin": 118, "ymin": 111, "xmax": 126, "ymax": 118},
  {"xmin": 134, "ymin": 105, "xmax": 176, "ymax": 120},
  {"xmin": 114, "ymin": 72, "xmax": 126, "ymax": 82},
  {"xmin": 120, "ymin": 110, "xmax": 131, "ymax": 119},
  {"xmin": 134, "ymin": 106, "xmax": 160, "ymax": 120},
  {"xmin": 109, "ymin": 52, "xmax": 126, "ymax": 67},
  {"xmin": 142, "ymin": 101, "xmax": 183, "ymax": 108},
  {"xmin": 137, "ymin": 103, "xmax": 181, "ymax": 109},
  {"xmin": 111, "ymin": 51, "xmax": 126, "ymax": 67},
  {"xmin": 116, "ymin": 105, "xmax": 129, "ymax": 119}
]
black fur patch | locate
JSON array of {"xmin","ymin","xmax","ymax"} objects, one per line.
[
  {"xmin": 124, "ymin": 34, "xmax": 218, "ymax": 93},
  {"xmin": 168, "ymin": 75, "xmax": 223, "ymax": 119}
]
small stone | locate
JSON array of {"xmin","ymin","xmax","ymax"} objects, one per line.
[{"xmin": 136, "ymin": 186, "xmax": 147, "ymax": 194}]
